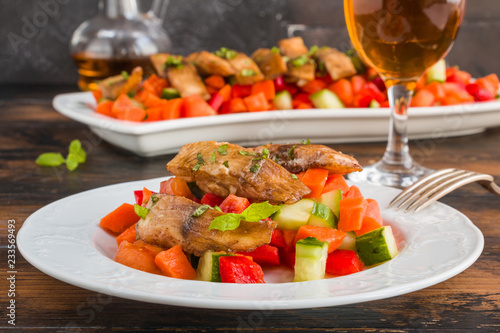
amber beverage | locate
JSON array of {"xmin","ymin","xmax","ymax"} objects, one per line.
[
  {"xmin": 345, "ymin": 0, "xmax": 466, "ymax": 87},
  {"xmin": 72, "ymin": 52, "xmax": 155, "ymax": 91}
]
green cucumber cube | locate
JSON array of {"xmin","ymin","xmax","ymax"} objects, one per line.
[
  {"xmin": 197, "ymin": 251, "xmax": 233, "ymax": 282},
  {"xmin": 338, "ymin": 231, "xmax": 356, "ymax": 250},
  {"xmin": 355, "ymin": 226, "xmax": 398, "ymax": 266},
  {"xmin": 317, "ymin": 189, "xmax": 342, "ymax": 218},
  {"xmin": 162, "ymin": 87, "xmax": 181, "ymax": 100},
  {"xmin": 308, "ymin": 202, "xmax": 336, "ymax": 228},
  {"xmin": 294, "ymin": 237, "xmax": 329, "ymax": 282},
  {"xmin": 273, "ymin": 199, "xmax": 314, "ymax": 230},
  {"xmin": 309, "ymin": 89, "xmax": 345, "ymax": 109},
  {"xmin": 273, "ymin": 90, "xmax": 293, "ymax": 110},
  {"xmin": 426, "ymin": 59, "xmax": 446, "ymax": 83},
  {"xmin": 369, "ymin": 99, "xmax": 381, "ymax": 108}
]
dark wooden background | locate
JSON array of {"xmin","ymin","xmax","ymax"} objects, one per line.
[{"xmin": 0, "ymin": 0, "xmax": 499, "ymax": 86}]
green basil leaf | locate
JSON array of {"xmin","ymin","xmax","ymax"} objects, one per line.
[
  {"xmin": 134, "ymin": 204, "xmax": 150, "ymax": 219},
  {"xmin": 241, "ymin": 201, "xmax": 280, "ymax": 222},
  {"xmin": 35, "ymin": 153, "xmax": 65, "ymax": 167},
  {"xmin": 192, "ymin": 205, "xmax": 211, "ymax": 217},
  {"xmin": 208, "ymin": 213, "xmax": 242, "ymax": 231}
]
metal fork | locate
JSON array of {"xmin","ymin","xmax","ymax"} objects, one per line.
[{"xmin": 389, "ymin": 168, "xmax": 500, "ymax": 213}]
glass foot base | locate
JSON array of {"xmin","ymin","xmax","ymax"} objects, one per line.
[{"xmin": 348, "ymin": 160, "xmax": 433, "ymax": 188}]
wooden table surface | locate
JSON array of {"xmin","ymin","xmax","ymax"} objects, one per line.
[{"xmin": 1, "ymin": 87, "xmax": 499, "ymax": 332}]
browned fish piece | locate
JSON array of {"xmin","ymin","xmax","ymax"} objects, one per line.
[
  {"xmin": 190, "ymin": 50, "xmax": 235, "ymax": 77},
  {"xmin": 149, "ymin": 53, "xmax": 210, "ymax": 100},
  {"xmin": 315, "ymin": 47, "xmax": 357, "ymax": 81},
  {"xmin": 250, "ymin": 143, "xmax": 363, "ymax": 174},
  {"xmin": 278, "ymin": 37, "xmax": 309, "ymax": 59},
  {"xmin": 167, "ymin": 141, "xmax": 311, "ymax": 204},
  {"xmin": 286, "ymin": 61, "xmax": 316, "ymax": 84},
  {"xmin": 136, "ymin": 194, "xmax": 277, "ymax": 256},
  {"xmin": 98, "ymin": 66, "xmax": 143, "ymax": 100},
  {"xmin": 227, "ymin": 52, "xmax": 265, "ymax": 85},
  {"xmin": 251, "ymin": 48, "xmax": 287, "ymax": 80}
]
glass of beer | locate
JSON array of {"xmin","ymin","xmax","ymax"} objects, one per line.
[{"xmin": 344, "ymin": 0, "xmax": 466, "ymax": 187}]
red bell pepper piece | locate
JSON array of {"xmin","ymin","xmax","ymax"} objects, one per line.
[
  {"xmin": 219, "ymin": 194, "xmax": 251, "ymax": 214},
  {"xmin": 280, "ymin": 250, "xmax": 296, "ymax": 270},
  {"xmin": 134, "ymin": 190, "xmax": 144, "ymax": 205},
  {"xmin": 208, "ymin": 93, "xmax": 224, "ymax": 112},
  {"xmin": 219, "ymin": 256, "xmax": 265, "ymax": 283},
  {"xmin": 231, "ymin": 84, "xmax": 253, "ymax": 99},
  {"xmin": 269, "ymin": 229, "xmax": 287, "ymax": 249},
  {"xmin": 325, "ymin": 249, "xmax": 364, "ymax": 276},
  {"xmin": 200, "ymin": 193, "xmax": 224, "ymax": 207},
  {"xmin": 237, "ymin": 244, "xmax": 280, "ymax": 266}
]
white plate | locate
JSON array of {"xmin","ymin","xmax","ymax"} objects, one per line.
[
  {"xmin": 18, "ymin": 177, "xmax": 483, "ymax": 310},
  {"xmin": 52, "ymin": 92, "xmax": 500, "ymax": 157}
]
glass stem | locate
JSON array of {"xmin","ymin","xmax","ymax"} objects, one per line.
[{"xmin": 382, "ymin": 85, "xmax": 413, "ymax": 169}]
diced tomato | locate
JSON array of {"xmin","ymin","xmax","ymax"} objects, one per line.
[
  {"xmin": 251, "ymin": 80, "xmax": 276, "ymax": 100},
  {"xmin": 219, "ymin": 256, "xmax": 265, "ymax": 283},
  {"xmin": 446, "ymin": 68, "xmax": 471, "ymax": 86},
  {"xmin": 292, "ymin": 93, "xmax": 310, "ymax": 109},
  {"xmin": 338, "ymin": 197, "xmax": 368, "ymax": 232},
  {"xmin": 295, "ymin": 102, "xmax": 313, "ymax": 109},
  {"xmin": 182, "ymin": 95, "xmax": 217, "ymax": 118},
  {"xmin": 371, "ymin": 76, "xmax": 386, "ymax": 92},
  {"xmin": 232, "ymin": 84, "xmax": 253, "ymax": 98},
  {"xmin": 237, "ymin": 244, "xmax": 280, "ymax": 266},
  {"xmin": 322, "ymin": 174, "xmax": 349, "ymax": 194},
  {"xmin": 243, "ymin": 92, "xmax": 270, "ymax": 112},
  {"xmin": 300, "ymin": 168, "xmax": 329, "ymax": 198},
  {"xmin": 325, "ymin": 250, "xmax": 364, "ymax": 276},
  {"xmin": 466, "ymin": 83, "xmax": 495, "ymax": 102},
  {"xmin": 283, "ymin": 83, "xmax": 298, "ymax": 96},
  {"xmin": 159, "ymin": 178, "xmax": 194, "ymax": 200},
  {"xmin": 200, "ymin": 193, "xmax": 224, "ymax": 207},
  {"xmin": 294, "ymin": 225, "xmax": 346, "ymax": 253},
  {"xmin": 364, "ymin": 82, "xmax": 386, "ymax": 103},
  {"xmin": 474, "ymin": 73, "xmax": 499, "ymax": 98},
  {"xmin": 350, "ymin": 75, "xmax": 366, "ymax": 95},
  {"xmin": 282, "ymin": 229, "xmax": 298, "ymax": 252},
  {"xmin": 208, "ymin": 93, "xmax": 224, "ymax": 112},
  {"xmin": 270, "ymin": 229, "xmax": 287, "ymax": 249},
  {"xmin": 219, "ymin": 194, "xmax": 251, "ymax": 214}
]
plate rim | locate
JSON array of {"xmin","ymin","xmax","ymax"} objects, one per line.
[{"xmin": 18, "ymin": 177, "xmax": 484, "ymax": 310}]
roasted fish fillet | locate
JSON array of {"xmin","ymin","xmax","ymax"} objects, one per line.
[
  {"xmin": 251, "ymin": 48, "xmax": 287, "ymax": 80},
  {"xmin": 315, "ymin": 47, "xmax": 357, "ymax": 81},
  {"xmin": 249, "ymin": 143, "xmax": 363, "ymax": 174},
  {"xmin": 227, "ymin": 52, "xmax": 265, "ymax": 85},
  {"xmin": 278, "ymin": 37, "xmax": 309, "ymax": 59},
  {"xmin": 189, "ymin": 50, "xmax": 236, "ymax": 77},
  {"xmin": 135, "ymin": 194, "xmax": 277, "ymax": 256},
  {"xmin": 166, "ymin": 141, "xmax": 311, "ymax": 204}
]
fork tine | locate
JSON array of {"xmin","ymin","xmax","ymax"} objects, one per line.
[
  {"xmin": 405, "ymin": 171, "xmax": 476, "ymax": 213},
  {"xmin": 388, "ymin": 168, "xmax": 456, "ymax": 207},
  {"xmin": 412, "ymin": 173, "xmax": 496, "ymax": 213},
  {"xmin": 394, "ymin": 169, "xmax": 468, "ymax": 210}
]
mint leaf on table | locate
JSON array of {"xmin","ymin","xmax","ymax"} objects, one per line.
[
  {"xmin": 35, "ymin": 139, "xmax": 87, "ymax": 172},
  {"xmin": 68, "ymin": 139, "xmax": 87, "ymax": 163},
  {"xmin": 35, "ymin": 153, "xmax": 65, "ymax": 167}
]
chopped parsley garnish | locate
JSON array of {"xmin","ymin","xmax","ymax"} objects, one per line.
[
  {"xmin": 301, "ymin": 138, "xmax": 311, "ymax": 145},
  {"xmin": 291, "ymin": 54, "xmax": 310, "ymax": 67},
  {"xmin": 308, "ymin": 45, "xmax": 318, "ymax": 56},
  {"xmin": 250, "ymin": 164, "xmax": 260, "ymax": 173},
  {"xmin": 291, "ymin": 174, "xmax": 299, "ymax": 180},
  {"xmin": 241, "ymin": 69, "xmax": 257, "ymax": 77},
  {"xmin": 192, "ymin": 164, "xmax": 201, "ymax": 171},
  {"xmin": 211, "ymin": 151, "xmax": 216, "ymax": 163},
  {"xmin": 239, "ymin": 150, "xmax": 258, "ymax": 157},
  {"xmin": 193, "ymin": 153, "xmax": 205, "ymax": 171},
  {"xmin": 213, "ymin": 205, "xmax": 222, "ymax": 212},
  {"xmin": 164, "ymin": 55, "xmax": 183, "ymax": 69},
  {"xmin": 192, "ymin": 205, "xmax": 211, "ymax": 217},
  {"xmin": 134, "ymin": 204, "xmax": 150, "ymax": 219},
  {"xmin": 274, "ymin": 155, "xmax": 279, "ymax": 163},
  {"xmin": 252, "ymin": 147, "xmax": 270, "ymax": 162},
  {"xmin": 223, "ymin": 160, "xmax": 229, "ymax": 168},
  {"xmin": 271, "ymin": 46, "xmax": 280, "ymax": 54},
  {"xmin": 208, "ymin": 201, "xmax": 280, "ymax": 231},
  {"xmin": 288, "ymin": 144, "xmax": 297, "ymax": 160},
  {"xmin": 215, "ymin": 47, "xmax": 237, "ymax": 60},
  {"xmin": 218, "ymin": 144, "xmax": 228, "ymax": 155},
  {"xmin": 151, "ymin": 195, "xmax": 159, "ymax": 204},
  {"xmin": 121, "ymin": 71, "xmax": 129, "ymax": 79}
]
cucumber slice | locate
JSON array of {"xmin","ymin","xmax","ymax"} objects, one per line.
[
  {"xmin": 355, "ymin": 226, "xmax": 398, "ymax": 266},
  {"xmin": 162, "ymin": 87, "xmax": 181, "ymax": 100},
  {"xmin": 316, "ymin": 189, "xmax": 342, "ymax": 219},
  {"xmin": 338, "ymin": 231, "xmax": 356, "ymax": 250},
  {"xmin": 197, "ymin": 251, "xmax": 233, "ymax": 282},
  {"xmin": 426, "ymin": 59, "xmax": 446, "ymax": 83},
  {"xmin": 369, "ymin": 99, "xmax": 381, "ymax": 108},
  {"xmin": 294, "ymin": 237, "xmax": 329, "ymax": 282},
  {"xmin": 309, "ymin": 89, "xmax": 345, "ymax": 109},
  {"xmin": 308, "ymin": 202, "xmax": 335, "ymax": 228},
  {"xmin": 273, "ymin": 90, "xmax": 293, "ymax": 110},
  {"xmin": 273, "ymin": 199, "xmax": 314, "ymax": 230}
]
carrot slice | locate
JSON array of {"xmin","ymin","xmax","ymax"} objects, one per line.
[
  {"xmin": 218, "ymin": 84, "xmax": 232, "ymax": 102},
  {"xmin": 143, "ymin": 74, "xmax": 169, "ymax": 97},
  {"xmin": 344, "ymin": 185, "xmax": 364, "ymax": 199},
  {"xmin": 112, "ymin": 94, "xmax": 135, "ymax": 117},
  {"xmin": 322, "ymin": 174, "xmax": 349, "ymax": 194},
  {"xmin": 300, "ymin": 79, "xmax": 326, "ymax": 95},
  {"xmin": 142, "ymin": 187, "xmax": 153, "ymax": 205},
  {"xmin": 338, "ymin": 197, "xmax": 368, "ymax": 232},
  {"xmin": 183, "ymin": 95, "xmax": 217, "ymax": 118},
  {"xmin": 116, "ymin": 223, "xmax": 137, "ymax": 246},
  {"xmin": 162, "ymin": 98, "xmax": 183, "ymax": 120},
  {"xmin": 354, "ymin": 216, "xmax": 382, "ymax": 237},
  {"xmin": 328, "ymin": 78, "xmax": 353, "ymax": 106},
  {"xmin": 145, "ymin": 106, "xmax": 163, "ymax": 122},
  {"xmin": 116, "ymin": 106, "xmax": 146, "ymax": 122},
  {"xmin": 411, "ymin": 88, "xmax": 435, "ymax": 107},
  {"xmin": 301, "ymin": 168, "xmax": 329, "ymax": 198},
  {"xmin": 92, "ymin": 89, "xmax": 103, "ymax": 103},
  {"xmin": 154, "ymin": 245, "xmax": 197, "ymax": 279},
  {"xmin": 114, "ymin": 241, "xmax": 162, "ymax": 274},
  {"xmin": 95, "ymin": 100, "xmax": 114, "ymax": 117},
  {"xmin": 228, "ymin": 98, "xmax": 248, "ymax": 113},
  {"xmin": 243, "ymin": 92, "xmax": 270, "ymax": 112},
  {"xmin": 251, "ymin": 80, "xmax": 276, "ymax": 100},
  {"xmin": 159, "ymin": 178, "xmax": 194, "ymax": 200},
  {"xmin": 365, "ymin": 199, "xmax": 383, "ymax": 224},
  {"xmin": 134, "ymin": 239, "xmax": 164, "ymax": 256},
  {"xmin": 294, "ymin": 225, "xmax": 347, "ymax": 253},
  {"xmin": 100, "ymin": 203, "xmax": 139, "ymax": 234},
  {"xmin": 205, "ymin": 75, "xmax": 226, "ymax": 90},
  {"xmin": 350, "ymin": 75, "xmax": 366, "ymax": 95}
]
